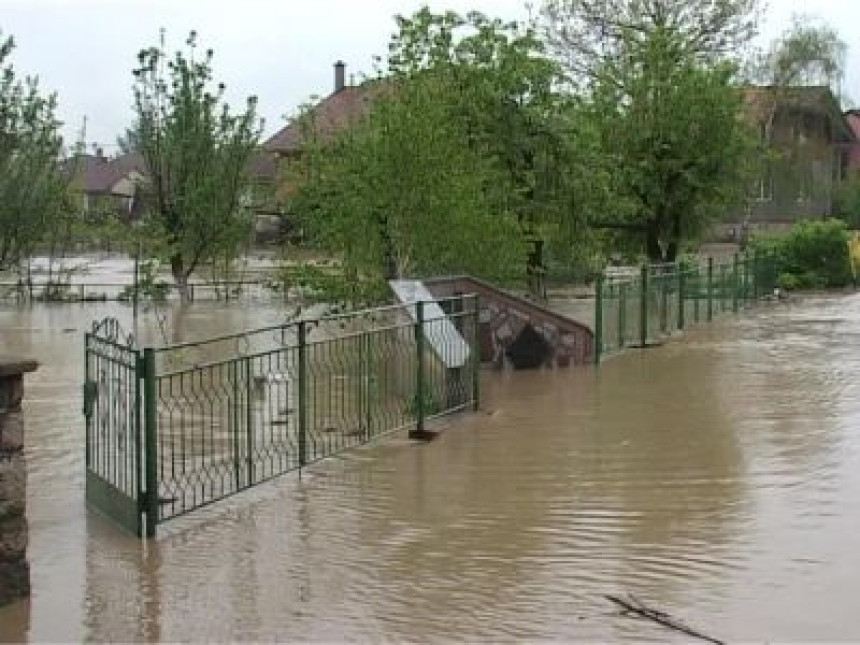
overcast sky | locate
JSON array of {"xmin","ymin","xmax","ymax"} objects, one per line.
[{"xmin": 2, "ymin": 0, "xmax": 860, "ymax": 150}]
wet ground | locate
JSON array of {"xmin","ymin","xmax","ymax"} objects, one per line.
[{"xmin": 1, "ymin": 291, "xmax": 860, "ymax": 642}]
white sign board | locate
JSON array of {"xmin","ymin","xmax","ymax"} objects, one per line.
[{"xmin": 389, "ymin": 280, "xmax": 471, "ymax": 369}]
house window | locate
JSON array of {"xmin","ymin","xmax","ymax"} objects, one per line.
[{"xmin": 756, "ymin": 165, "xmax": 773, "ymax": 202}]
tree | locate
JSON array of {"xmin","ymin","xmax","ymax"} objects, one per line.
[
  {"xmin": 115, "ymin": 124, "xmax": 140, "ymax": 154},
  {"xmin": 386, "ymin": 8, "xmax": 600, "ymax": 294},
  {"xmin": 0, "ymin": 34, "xmax": 71, "ymax": 270},
  {"xmin": 293, "ymin": 66, "xmax": 526, "ymax": 304},
  {"xmin": 541, "ymin": 0, "xmax": 759, "ymax": 262},
  {"xmin": 133, "ymin": 31, "xmax": 261, "ymax": 297},
  {"xmin": 541, "ymin": 0, "xmax": 760, "ymax": 84}
]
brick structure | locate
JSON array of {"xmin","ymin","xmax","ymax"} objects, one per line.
[
  {"xmin": 0, "ymin": 357, "xmax": 38, "ymax": 607},
  {"xmin": 424, "ymin": 276, "xmax": 593, "ymax": 368}
]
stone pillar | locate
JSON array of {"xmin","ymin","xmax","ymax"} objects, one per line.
[{"xmin": 0, "ymin": 358, "xmax": 38, "ymax": 607}]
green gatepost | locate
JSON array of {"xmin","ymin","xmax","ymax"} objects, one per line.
[
  {"xmin": 707, "ymin": 257, "xmax": 714, "ymax": 322},
  {"xmin": 677, "ymin": 265, "xmax": 685, "ymax": 330},
  {"xmin": 732, "ymin": 253, "xmax": 740, "ymax": 313},
  {"xmin": 297, "ymin": 321, "xmax": 308, "ymax": 469},
  {"xmin": 640, "ymin": 265, "xmax": 649, "ymax": 347},
  {"xmin": 413, "ymin": 301, "xmax": 426, "ymax": 438},
  {"xmin": 142, "ymin": 347, "xmax": 158, "ymax": 539},
  {"xmin": 245, "ymin": 357, "xmax": 255, "ymax": 485},
  {"xmin": 594, "ymin": 274, "xmax": 604, "ymax": 364},
  {"xmin": 618, "ymin": 283, "xmax": 627, "ymax": 348},
  {"xmin": 752, "ymin": 250, "xmax": 759, "ymax": 300},
  {"xmin": 472, "ymin": 295, "xmax": 480, "ymax": 411}
]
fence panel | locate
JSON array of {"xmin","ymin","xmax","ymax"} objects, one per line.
[
  {"xmin": 135, "ymin": 295, "xmax": 480, "ymax": 526},
  {"xmin": 594, "ymin": 253, "xmax": 780, "ymax": 362}
]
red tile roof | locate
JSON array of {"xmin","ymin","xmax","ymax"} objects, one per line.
[{"xmin": 263, "ymin": 82, "xmax": 384, "ymax": 154}]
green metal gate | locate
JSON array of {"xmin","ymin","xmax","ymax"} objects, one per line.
[
  {"xmin": 84, "ymin": 296, "xmax": 481, "ymax": 537},
  {"xmin": 84, "ymin": 318, "xmax": 146, "ymax": 536}
]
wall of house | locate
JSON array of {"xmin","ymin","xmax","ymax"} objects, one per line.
[{"xmin": 748, "ymin": 109, "xmax": 839, "ymax": 224}]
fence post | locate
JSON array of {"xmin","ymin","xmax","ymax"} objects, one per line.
[
  {"xmin": 594, "ymin": 274, "xmax": 603, "ymax": 364},
  {"xmin": 142, "ymin": 347, "xmax": 158, "ymax": 539},
  {"xmin": 618, "ymin": 283, "xmax": 627, "ymax": 348},
  {"xmin": 707, "ymin": 257, "xmax": 714, "ymax": 322},
  {"xmin": 752, "ymin": 250, "xmax": 759, "ymax": 300},
  {"xmin": 413, "ymin": 301, "xmax": 426, "ymax": 438},
  {"xmin": 472, "ymin": 295, "xmax": 480, "ymax": 412},
  {"xmin": 640, "ymin": 265, "xmax": 649, "ymax": 347},
  {"xmin": 245, "ymin": 357, "xmax": 255, "ymax": 485},
  {"xmin": 297, "ymin": 321, "xmax": 308, "ymax": 468},
  {"xmin": 732, "ymin": 253, "xmax": 740, "ymax": 313},
  {"xmin": 677, "ymin": 264, "xmax": 685, "ymax": 330}
]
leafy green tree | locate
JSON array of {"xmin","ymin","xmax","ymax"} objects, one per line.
[
  {"xmin": 133, "ymin": 31, "xmax": 261, "ymax": 297},
  {"xmin": 388, "ymin": 8, "xmax": 601, "ymax": 293},
  {"xmin": 541, "ymin": 0, "xmax": 758, "ymax": 262},
  {"xmin": 0, "ymin": 34, "xmax": 71, "ymax": 270},
  {"xmin": 115, "ymin": 124, "xmax": 140, "ymax": 155},
  {"xmin": 293, "ymin": 65, "xmax": 526, "ymax": 304}
]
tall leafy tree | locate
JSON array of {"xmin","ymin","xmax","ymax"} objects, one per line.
[
  {"xmin": 133, "ymin": 31, "xmax": 261, "ymax": 297},
  {"xmin": 541, "ymin": 0, "xmax": 759, "ymax": 261},
  {"xmin": 0, "ymin": 34, "xmax": 70, "ymax": 270}
]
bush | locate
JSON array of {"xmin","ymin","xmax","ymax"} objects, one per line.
[{"xmin": 750, "ymin": 219, "xmax": 853, "ymax": 290}]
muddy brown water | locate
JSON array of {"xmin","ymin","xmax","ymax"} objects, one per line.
[{"xmin": 2, "ymin": 293, "xmax": 860, "ymax": 642}]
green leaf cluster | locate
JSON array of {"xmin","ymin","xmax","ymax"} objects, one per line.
[{"xmin": 750, "ymin": 219, "xmax": 853, "ymax": 290}]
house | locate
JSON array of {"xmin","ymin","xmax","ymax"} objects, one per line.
[
  {"xmin": 843, "ymin": 109, "xmax": 860, "ymax": 175},
  {"xmin": 66, "ymin": 150, "xmax": 147, "ymax": 219},
  {"xmin": 263, "ymin": 61, "xmax": 382, "ymax": 158},
  {"xmin": 728, "ymin": 86, "xmax": 856, "ymax": 240}
]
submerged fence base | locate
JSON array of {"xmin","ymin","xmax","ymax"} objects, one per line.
[
  {"xmin": 594, "ymin": 251, "xmax": 779, "ymax": 363},
  {"xmin": 84, "ymin": 295, "xmax": 480, "ymax": 537}
]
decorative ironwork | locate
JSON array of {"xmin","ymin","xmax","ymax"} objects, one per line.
[{"xmin": 84, "ymin": 294, "xmax": 481, "ymax": 536}]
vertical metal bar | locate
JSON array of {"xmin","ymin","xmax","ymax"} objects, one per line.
[
  {"xmin": 752, "ymin": 250, "xmax": 759, "ymax": 300},
  {"xmin": 472, "ymin": 295, "xmax": 480, "ymax": 411},
  {"xmin": 594, "ymin": 274, "xmax": 603, "ymax": 364},
  {"xmin": 413, "ymin": 301, "xmax": 426, "ymax": 437},
  {"xmin": 618, "ymin": 283, "xmax": 626, "ymax": 348},
  {"xmin": 298, "ymin": 321, "xmax": 308, "ymax": 468},
  {"xmin": 231, "ymin": 361, "xmax": 241, "ymax": 491},
  {"xmin": 732, "ymin": 253, "xmax": 740, "ymax": 313},
  {"xmin": 678, "ymin": 265, "xmax": 685, "ymax": 330},
  {"xmin": 142, "ymin": 347, "xmax": 158, "ymax": 538},
  {"xmin": 133, "ymin": 349, "xmax": 143, "ymax": 535},
  {"xmin": 640, "ymin": 265, "xmax": 649, "ymax": 347},
  {"xmin": 660, "ymin": 274, "xmax": 668, "ymax": 333},
  {"xmin": 707, "ymin": 257, "xmax": 714, "ymax": 322},
  {"xmin": 245, "ymin": 357, "xmax": 255, "ymax": 485}
]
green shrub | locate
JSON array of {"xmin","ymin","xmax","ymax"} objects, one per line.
[{"xmin": 750, "ymin": 219, "xmax": 853, "ymax": 290}]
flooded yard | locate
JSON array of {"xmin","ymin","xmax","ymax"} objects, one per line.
[{"xmin": 1, "ymin": 291, "xmax": 860, "ymax": 641}]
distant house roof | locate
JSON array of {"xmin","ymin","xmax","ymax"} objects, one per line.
[
  {"xmin": 263, "ymin": 82, "xmax": 384, "ymax": 155},
  {"xmin": 64, "ymin": 152, "xmax": 146, "ymax": 195},
  {"xmin": 741, "ymin": 86, "xmax": 856, "ymax": 143}
]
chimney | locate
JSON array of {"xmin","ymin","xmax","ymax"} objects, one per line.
[{"xmin": 334, "ymin": 60, "xmax": 346, "ymax": 93}]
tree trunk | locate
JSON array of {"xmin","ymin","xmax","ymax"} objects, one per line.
[
  {"xmin": 526, "ymin": 238, "xmax": 546, "ymax": 299},
  {"xmin": 645, "ymin": 223, "xmax": 663, "ymax": 264},
  {"xmin": 170, "ymin": 253, "xmax": 190, "ymax": 301}
]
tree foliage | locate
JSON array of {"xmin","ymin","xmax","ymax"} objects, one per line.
[
  {"xmin": 541, "ymin": 0, "xmax": 758, "ymax": 262},
  {"xmin": 133, "ymin": 31, "xmax": 261, "ymax": 295},
  {"xmin": 0, "ymin": 34, "xmax": 71, "ymax": 270},
  {"xmin": 541, "ymin": 0, "xmax": 760, "ymax": 85}
]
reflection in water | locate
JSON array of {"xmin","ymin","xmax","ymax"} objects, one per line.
[{"xmin": 1, "ymin": 294, "xmax": 860, "ymax": 641}]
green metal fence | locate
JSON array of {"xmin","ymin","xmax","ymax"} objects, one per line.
[
  {"xmin": 594, "ymin": 252, "xmax": 779, "ymax": 362},
  {"xmin": 84, "ymin": 295, "xmax": 481, "ymax": 537}
]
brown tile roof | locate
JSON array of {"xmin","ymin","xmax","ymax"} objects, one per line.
[
  {"xmin": 64, "ymin": 152, "xmax": 146, "ymax": 194},
  {"xmin": 263, "ymin": 82, "xmax": 384, "ymax": 154}
]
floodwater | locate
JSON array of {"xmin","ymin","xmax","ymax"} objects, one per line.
[{"xmin": 2, "ymin": 291, "xmax": 860, "ymax": 642}]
